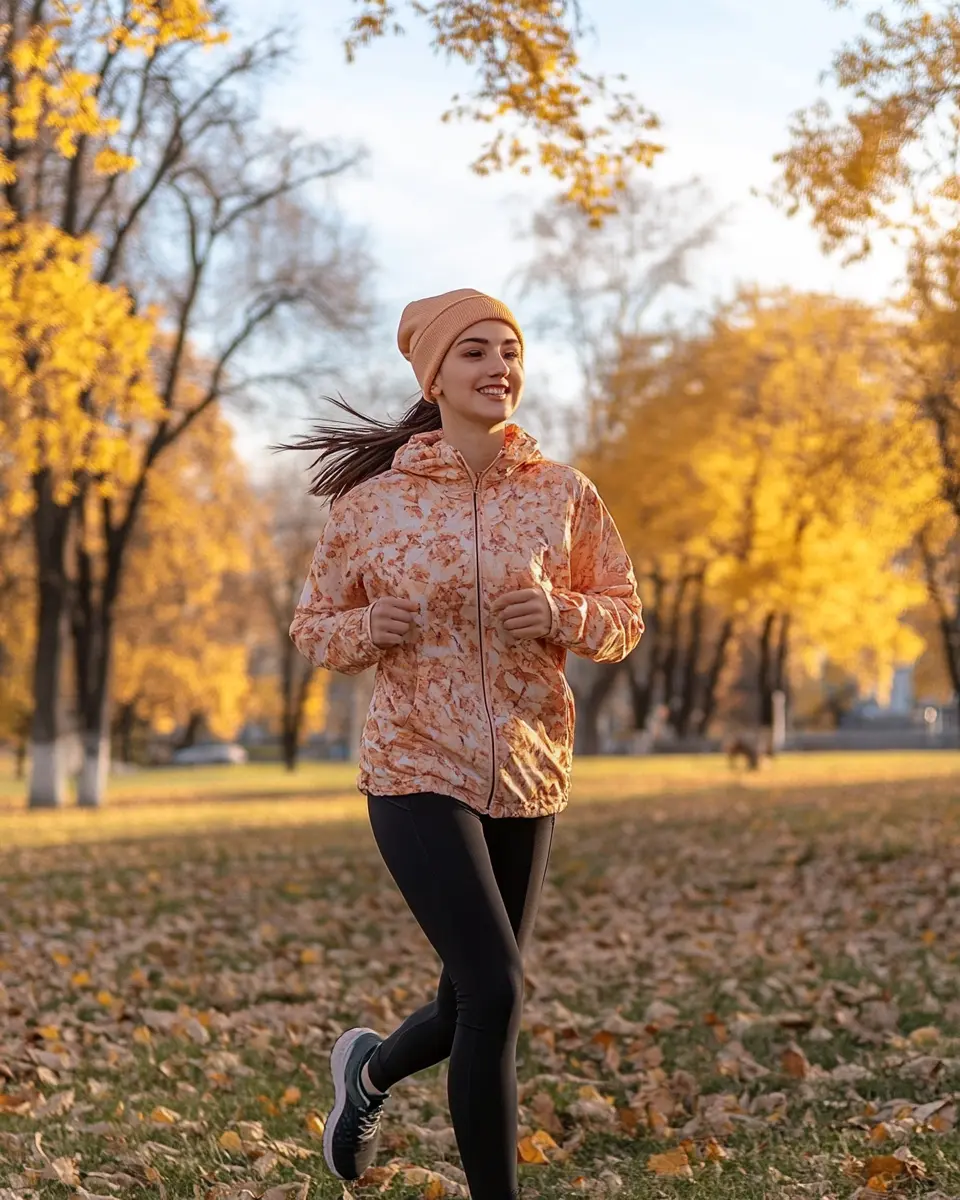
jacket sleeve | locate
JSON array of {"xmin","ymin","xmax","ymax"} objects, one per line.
[
  {"xmin": 289, "ymin": 499, "xmax": 384, "ymax": 676},
  {"xmin": 544, "ymin": 478, "xmax": 643, "ymax": 663}
]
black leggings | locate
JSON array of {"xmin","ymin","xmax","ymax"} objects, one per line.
[{"xmin": 364, "ymin": 792, "xmax": 555, "ymax": 1200}]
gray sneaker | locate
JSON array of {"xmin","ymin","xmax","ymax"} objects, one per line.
[{"xmin": 323, "ymin": 1027, "xmax": 389, "ymax": 1180}]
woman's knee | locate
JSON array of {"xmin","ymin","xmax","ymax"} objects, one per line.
[{"xmin": 458, "ymin": 955, "xmax": 524, "ymax": 1029}]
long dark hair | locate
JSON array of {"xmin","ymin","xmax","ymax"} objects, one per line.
[{"xmin": 272, "ymin": 394, "xmax": 442, "ymax": 502}]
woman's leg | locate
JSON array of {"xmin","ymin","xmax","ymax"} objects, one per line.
[
  {"xmin": 367, "ymin": 801, "xmax": 553, "ymax": 1088},
  {"xmin": 365, "ymin": 793, "xmax": 554, "ymax": 1200}
]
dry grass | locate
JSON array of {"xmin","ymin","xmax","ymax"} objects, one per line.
[{"xmin": 1, "ymin": 754, "xmax": 959, "ymax": 1199}]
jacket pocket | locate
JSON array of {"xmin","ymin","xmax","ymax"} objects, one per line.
[
  {"xmin": 370, "ymin": 648, "xmax": 418, "ymax": 730},
  {"xmin": 408, "ymin": 644, "xmax": 461, "ymax": 740},
  {"xmin": 497, "ymin": 642, "xmax": 573, "ymax": 742}
]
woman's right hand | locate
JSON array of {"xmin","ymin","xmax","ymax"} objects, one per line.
[{"xmin": 370, "ymin": 596, "xmax": 420, "ymax": 648}]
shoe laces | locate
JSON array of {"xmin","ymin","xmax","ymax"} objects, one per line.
[{"xmin": 356, "ymin": 1095, "xmax": 385, "ymax": 1142}]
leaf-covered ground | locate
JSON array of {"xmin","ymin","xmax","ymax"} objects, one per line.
[{"xmin": 1, "ymin": 756, "xmax": 959, "ymax": 1200}]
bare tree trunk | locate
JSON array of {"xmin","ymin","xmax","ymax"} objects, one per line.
[
  {"xmin": 15, "ymin": 725, "xmax": 28, "ymax": 780},
  {"xmin": 626, "ymin": 667, "xmax": 655, "ymax": 734},
  {"xmin": 280, "ymin": 642, "xmax": 302, "ymax": 772},
  {"xmin": 72, "ymin": 495, "xmax": 128, "ymax": 807},
  {"xmin": 757, "ymin": 610, "xmax": 790, "ymax": 731},
  {"xmin": 77, "ymin": 669, "xmax": 112, "ymax": 807},
  {"xmin": 27, "ymin": 471, "xmax": 71, "ymax": 809},
  {"xmin": 281, "ymin": 650, "xmax": 315, "ymax": 772},
  {"xmin": 574, "ymin": 662, "xmax": 625, "ymax": 755},
  {"xmin": 917, "ymin": 527, "xmax": 960, "ymax": 726},
  {"xmin": 72, "ymin": 615, "xmax": 116, "ymax": 804},
  {"xmin": 758, "ymin": 610, "xmax": 776, "ymax": 728},
  {"xmin": 695, "ymin": 616, "xmax": 735, "ymax": 737},
  {"xmin": 675, "ymin": 571, "xmax": 705, "ymax": 738},
  {"xmin": 915, "ymin": 398, "xmax": 960, "ymax": 739},
  {"xmin": 661, "ymin": 572, "xmax": 694, "ymax": 734},
  {"xmin": 775, "ymin": 611, "xmax": 791, "ymax": 721},
  {"xmin": 937, "ymin": 609, "xmax": 960, "ymax": 698},
  {"xmin": 625, "ymin": 573, "xmax": 664, "ymax": 735},
  {"xmin": 281, "ymin": 721, "xmax": 296, "ymax": 771},
  {"xmin": 115, "ymin": 701, "xmax": 137, "ymax": 764},
  {"xmin": 178, "ymin": 712, "xmax": 204, "ymax": 750},
  {"xmin": 938, "ymin": 613, "xmax": 960, "ymax": 746}
]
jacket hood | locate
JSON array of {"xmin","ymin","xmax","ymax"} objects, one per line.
[{"xmin": 392, "ymin": 422, "xmax": 543, "ymax": 483}]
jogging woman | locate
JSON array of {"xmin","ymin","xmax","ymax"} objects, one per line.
[{"xmin": 285, "ymin": 288, "xmax": 643, "ymax": 1200}]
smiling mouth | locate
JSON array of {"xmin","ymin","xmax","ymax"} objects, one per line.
[{"xmin": 477, "ymin": 387, "xmax": 510, "ymax": 398}]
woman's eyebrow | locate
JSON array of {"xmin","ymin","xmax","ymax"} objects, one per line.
[{"xmin": 455, "ymin": 336, "xmax": 521, "ymax": 347}]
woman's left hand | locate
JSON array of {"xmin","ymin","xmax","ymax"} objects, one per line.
[{"xmin": 491, "ymin": 587, "xmax": 552, "ymax": 642}]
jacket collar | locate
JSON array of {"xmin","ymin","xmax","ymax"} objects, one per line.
[{"xmin": 393, "ymin": 423, "xmax": 543, "ymax": 484}]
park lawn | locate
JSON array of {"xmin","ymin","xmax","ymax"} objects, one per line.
[
  {"xmin": 2, "ymin": 750, "xmax": 960, "ymax": 844},
  {"xmin": 0, "ymin": 762, "xmax": 363, "ymax": 808},
  {"xmin": 0, "ymin": 757, "xmax": 958, "ymax": 1200}
]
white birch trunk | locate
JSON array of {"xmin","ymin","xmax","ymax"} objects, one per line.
[
  {"xmin": 76, "ymin": 731, "xmax": 110, "ymax": 808},
  {"xmin": 27, "ymin": 739, "xmax": 67, "ymax": 809}
]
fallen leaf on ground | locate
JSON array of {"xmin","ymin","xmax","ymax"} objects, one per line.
[
  {"xmin": 518, "ymin": 1129, "xmax": 559, "ymax": 1164},
  {"xmin": 781, "ymin": 1046, "xmax": 810, "ymax": 1079},
  {"xmin": 149, "ymin": 1105, "xmax": 180, "ymax": 1124},
  {"xmin": 647, "ymin": 1147, "xmax": 693, "ymax": 1178},
  {"xmin": 857, "ymin": 1150, "xmax": 928, "ymax": 1184},
  {"xmin": 356, "ymin": 1165, "xmax": 400, "ymax": 1189},
  {"xmin": 528, "ymin": 1090, "xmax": 564, "ymax": 1136},
  {"xmin": 41, "ymin": 1156, "xmax": 81, "ymax": 1186}
]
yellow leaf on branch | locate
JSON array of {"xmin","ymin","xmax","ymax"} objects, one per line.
[{"xmin": 342, "ymin": 0, "xmax": 664, "ymax": 224}]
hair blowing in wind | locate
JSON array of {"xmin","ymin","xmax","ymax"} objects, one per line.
[{"xmin": 272, "ymin": 394, "xmax": 442, "ymax": 503}]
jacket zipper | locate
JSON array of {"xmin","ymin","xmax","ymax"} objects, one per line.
[{"xmin": 471, "ymin": 472, "xmax": 497, "ymax": 809}]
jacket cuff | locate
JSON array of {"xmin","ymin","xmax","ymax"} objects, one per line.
[
  {"xmin": 361, "ymin": 603, "xmax": 380, "ymax": 657},
  {"xmin": 544, "ymin": 585, "xmax": 561, "ymax": 642}
]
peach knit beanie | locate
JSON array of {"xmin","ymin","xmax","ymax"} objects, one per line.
[{"xmin": 397, "ymin": 288, "xmax": 524, "ymax": 402}]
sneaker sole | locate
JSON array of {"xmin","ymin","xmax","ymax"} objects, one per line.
[{"xmin": 323, "ymin": 1026, "xmax": 379, "ymax": 1180}]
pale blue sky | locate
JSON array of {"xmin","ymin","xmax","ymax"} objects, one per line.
[{"xmin": 228, "ymin": 0, "xmax": 902, "ymax": 465}]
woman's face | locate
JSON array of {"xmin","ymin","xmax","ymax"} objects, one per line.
[{"xmin": 432, "ymin": 319, "xmax": 524, "ymax": 429}]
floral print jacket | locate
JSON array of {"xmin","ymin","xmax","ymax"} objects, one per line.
[{"xmin": 290, "ymin": 424, "xmax": 643, "ymax": 818}]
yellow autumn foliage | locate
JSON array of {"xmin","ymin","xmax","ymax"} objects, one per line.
[
  {"xmin": 775, "ymin": 1, "xmax": 960, "ymax": 259},
  {"xmin": 111, "ymin": 404, "xmax": 253, "ymax": 741},
  {"xmin": 0, "ymin": 219, "xmax": 160, "ymax": 509},
  {"xmin": 586, "ymin": 290, "xmax": 940, "ymax": 701},
  {"xmin": 0, "ymin": 1, "xmax": 227, "ymax": 508},
  {"xmin": 0, "ymin": 531, "xmax": 34, "ymax": 751},
  {"xmin": 344, "ymin": 0, "xmax": 663, "ymax": 224},
  {"xmin": 0, "ymin": 2, "xmax": 225, "ymax": 184}
]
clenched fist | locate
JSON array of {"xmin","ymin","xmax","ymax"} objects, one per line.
[
  {"xmin": 370, "ymin": 596, "xmax": 420, "ymax": 648},
  {"xmin": 491, "ymin": 587, "xmax": 553, "ymax": 643}
]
